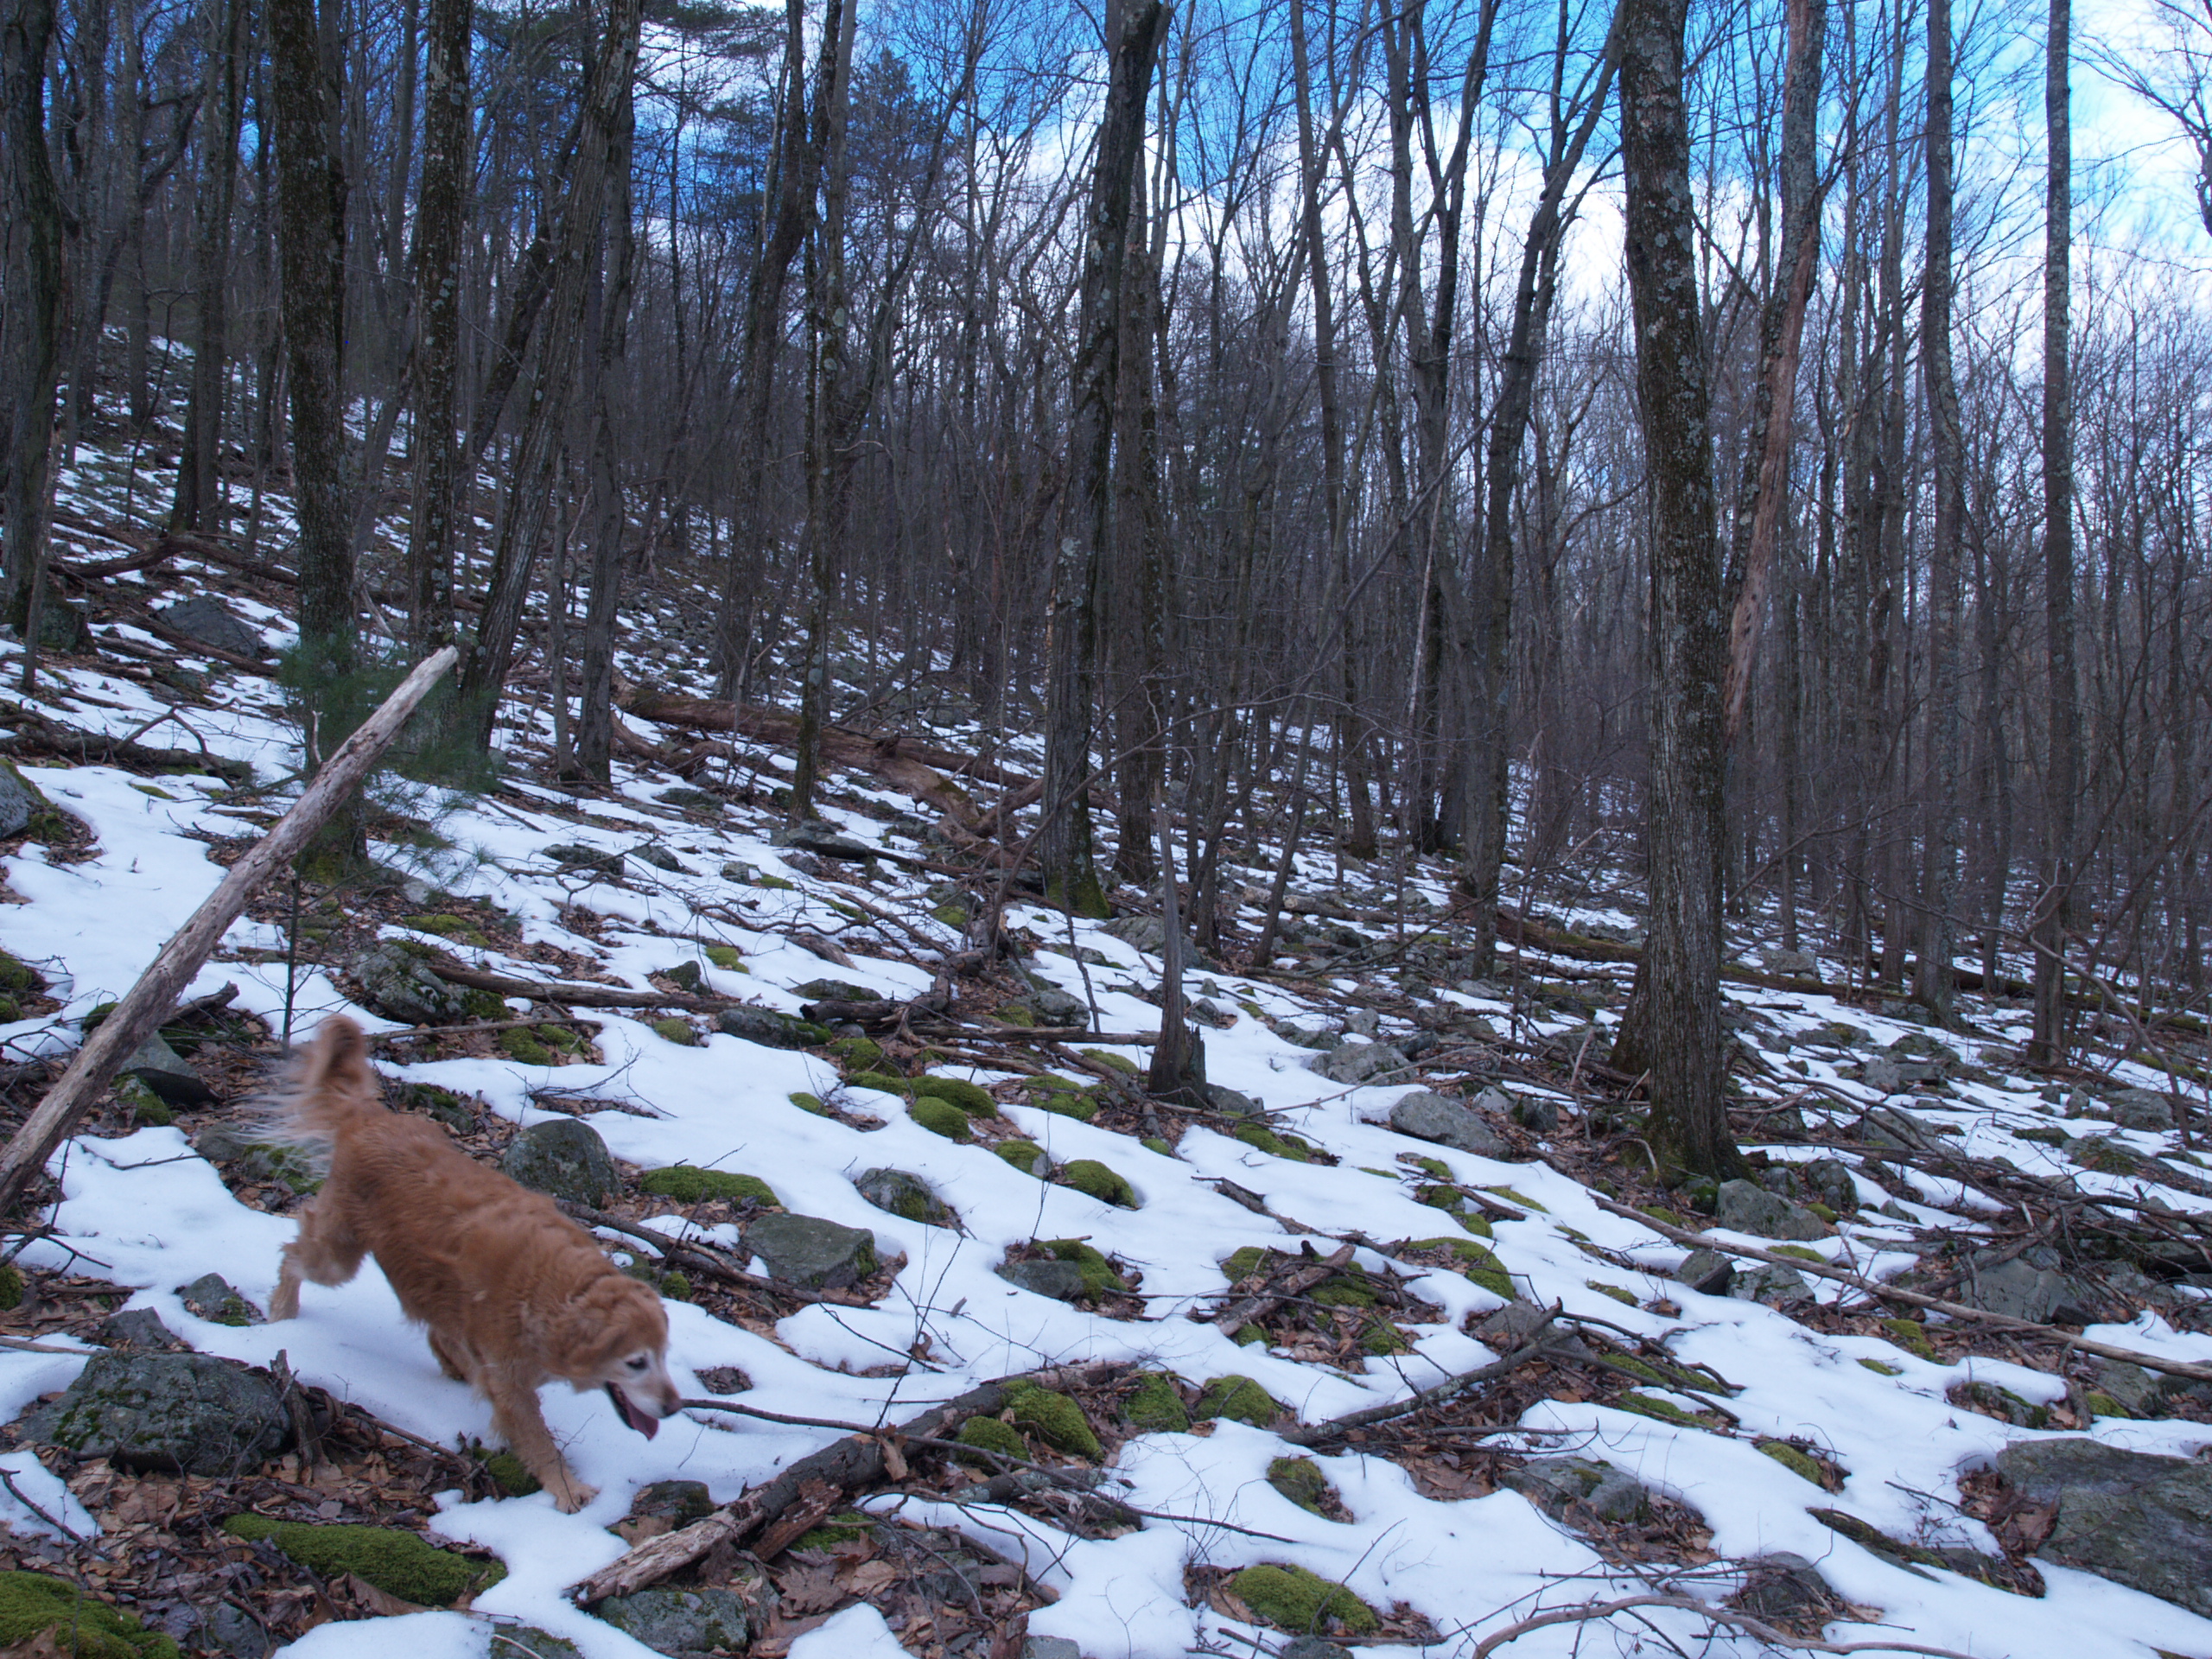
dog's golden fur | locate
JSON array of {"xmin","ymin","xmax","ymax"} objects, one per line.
[{"xmin": 268, "ymin": 1015, "xmax": 678, "ymax": 1510}]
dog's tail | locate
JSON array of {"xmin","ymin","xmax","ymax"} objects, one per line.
[{"xmin": 266, "ymin": 1014, "xmax": 386, "ymax": 1158}]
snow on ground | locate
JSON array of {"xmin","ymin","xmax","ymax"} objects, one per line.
[{"xmin": 3, "ymin": 565, "xmax": 2211, "ymax": 1659}]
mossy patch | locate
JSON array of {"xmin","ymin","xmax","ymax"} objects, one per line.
[
  {"xmin": 1406, "ymin": 1236, "xmax": 1514, "ymax": 1299},
  {"xmin": 0, "ymin": 1571, "xmax": 178, "ymax": 1658},
  {"xmin": 1857, "ymin": 1357, "xmax": 1904, "ymax": 1376},
  {"xmin": 0, "ymin": 1262, "xmax": 22, "ymax": 1312},
  {"xmin": 955, "ymin": 1415, "xmax": 1027, "ymax": 1465},
  {"xmin": 1615, "ymin": 1392, "xmax": 1705, "ymax": 1427},
  {"xmin": 1003, "ymin": 1384, "xmax": 1099, "ymax": 1459},
  {"xmin": 223, "ymin": 1515, "xmax": 499, "ymax": 1605},
  {"xmin": 847, "ymin": 1070, "xmax": 913, "ymax": 1097},
  {"xmin": 1586, "ymin": 1280, "xmax": 1638, "ymax": 1306},
  {"xmin": 1121, "ymin": 1372, "xmax": 1189, "ymax": 1434},
  {"xmin": 1359, "ymin": 1319, "xmax": 1412, "ymax": 1354},
  {"xmin": 1758, "ymin": 1440, "xmax": 1827, "ymax": 1484},
  {"xmin": 484, "ymin": 1451, "xmax": 540, "ymax": 1497},
  {"xmin": 995, "ymin": 1139, "xmax": 1049, "ymax": 1176},
  {"xmin": 1060, "ymin": 1159, "xmax": 1136, "ymax": 1207},
  {"xmin": 0, "ymin": 950, "xmax": 45, "ymax": 998},
  {"xmin": 1481, "ymin": 1185, "xmax": 1547, "ymax": 1212},
  {"xmin": 650, "ymin": 1018, "xmax": 699, "ymax": 1047},
  {"xmin": 828, "ymin": 1036, "xmax": 885, "ymax": 1068},
  {"xmin": 1040, "ymin": 1239, "xmax": 1126, "ymax": 1298},
  {"xmin": 910, "ymin": 1098, "xmax": 972, "ymax": 1141},
  {"xmin": 789, "ymin": 1091, "xmax": 828, "ymax": 1116},
  {"xmin": 1141, "ymin": 1135, "xmax": 1173, "ymax": 1155},
  {"xmin": 1770, "ymin": 1244, "xmax": 1827, "ymax": 1262},
  {"xmin": 404, "ymin": 913, "xmax": 490, "ymax": 948},
  {"xmin": 1267, "ymin": 1456, "xmax": 1332, "ymax": 1515},
  {"xmin": 638, "ymin": 1166, "xmax": 779, "ymax": 1207},
  {"xmin": 1879, "ymin": 1318, "xmax": 1936, "ymax": 1361},
  {"xmin": 2084, "ymin": 1390, "xmax": 2127, "ymax": 1418},
  {"xmin": 1195, "ymin": 1375, "xmax": 1279, "ymax": 1427},
  {"xmin": 1222, "ymin": 1247, "xmax": 1274, "ymax": 1284},
  {"xmin": 1081, "ymin": 1048, "xmax": 1139, "ymax": 1075},
  {"xmin": 1406, "ymin": 1154, "xmax": 1453, "ymax": 1181},
  {"xmin": 1036, "ymin": 1089, "xmax": 1099, "ymax": 1122},
  {"xmin": 500, "ymin": 1028, "xmax": 555, "ymax": 1065},
  {"xmin": 915, "ymin": 1075, "xmax": 996, "ymax": 1116},
  {"xmin": 1227, "ymin": 1564, "xmax": 1378, "ymax": 1636},
  {"xmin": 702, "ymin": 944, "xmax": 745, "ymax": 970},
  {"xmin": 791, "ymin": 1512, "xmax": 874, "ymax": 1551},
  {"xmin": 1233, "ymin": 1122, "xmax": 1309, "ymax": 1161},
  {"xmin": 1309, "ymin": 1276, "xmax": 1376, "ymax": 1308}
]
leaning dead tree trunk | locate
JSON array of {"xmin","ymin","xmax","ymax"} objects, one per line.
[{"xmin": 0, "ymin": 648, "xmax": 460, "ymax": 1217}]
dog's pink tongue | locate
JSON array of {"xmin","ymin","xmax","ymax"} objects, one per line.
[{"xmin": 607, "ymin": 1383, "xmax": 660, "ymax": 1438}]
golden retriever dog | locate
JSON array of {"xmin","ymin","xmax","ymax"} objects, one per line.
[{"xmin": 267, "ymin": 1015, "xmax": 680, "ymax": 1511}]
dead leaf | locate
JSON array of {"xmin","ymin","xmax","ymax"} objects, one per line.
[
  {"xmin": 840, "ymin": 1560, "xmax": 899, "ymax": 1597},
  {"xmin": 338, "ymin": 1573, "xmax": 429, "ymax": 1617},
  {"xmin": 777, "ymin": 1565, "xmax": 844, "ymax": 1616}
]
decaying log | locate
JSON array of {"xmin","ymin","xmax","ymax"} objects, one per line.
[
  {"xmin": 0, "ymin": 702, "xmax": 256, "ymax": 786},
  {"xmin": 1200, "ymin": 1241, "xmax": 1354, "ymax": 1332},
  {"xmin": 424, "ymin": 962, "xmax": 732, "ymax": 1013},
  {"xmin": 569, "ymin": 1358, "xmax": 1128, "ymax": 1605}
]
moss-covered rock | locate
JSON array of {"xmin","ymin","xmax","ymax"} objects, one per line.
[
  {"xmin": 0, "ymin": 948, "xmax": 43, "ymax": 998},
  {"xmin": 1221, "ymin": 1246, "xmax": 1274, "ymax": 1284},
  {"xmin": 789, "ymin": 1090, "xmax": 828, "ymax": 1116},
  {"xmin": 1360, "ymin": 1319, "xmax": 1411, "ymax": 1355},
  {"xmin": 1081, "ymin": 1047, "xmax": 1140, "ymax": 1075},
  {"xmin": 1060, "ymin": 1159, "xmax": 1136, "ymax": 1207},
  {"xmin": 1121, "ymin": 1372, "xmax": 1189, "ymax": 1434},
  {"xmin": 1036, "ymin": 1089, "xmax": 1100, "ymax": 1122},
  {"xmin": 829, "ymin": 1036, "xmax": 885, "ymax": 1068},
  {"xmin": 1757, "ymin": 1440, "xmax": 1827, "ymax": 1484},
  {"xmin": 847, "ymin": 1070, "xmax": 913, "ymax": 1097},
  {"xmin": 915, "ymin": 1075, "xmax": 996, "ymax": 1116},
  {"xmin": 0, "ymin": 1571, "xmax": 178, "ymax": 1658},
  {"xmin": 638, "ymin": 1166, "xmax": 780, "ymax": 1207},
  {"xmin": 703, "ymin": 944, "xmax": 745, "ymax": 970},
  {"xmin": 0, "ymin": 1262, "xmax": 21, "ymax": 1312},
  {"xmin": 223, "ymin": 1515, "xmax": 499, "ymax": 1605},
  {"xmin": 484, "ymin": 1449, "xmax": 540, "ymax": 1496},
  {"xmin": 910, "ymin": 1098, "xmax": 972, "ymax": 1141},
  {"xmin": 1879, "ymin": 1317, "xmax": 1936, "ymax": 1360},
  {"xmin": 1406, "ymin": 1236, "xmax": 1513, "ymax": 1299},
  {"xmin": 404, "ymin": 913, "xmax": 489, "ymax": 948},
  {"xmin": 1857, "ymin": 1357, "xmax": 1904, "ymax": 1376},
  {"xmin": 650, "ymin": 1017, "xmax": 699, "ymax": 1047},
  {"xmin": 1228, "ymin": 1564, "xmax": 1378, "ymax": 1636},
  {"xmin": 1267, "ymin": 1457, "xmax": 1333, "ymax": 1515},
  {"xmin": 1003, "ymin": 1384, "xmax": 1100, "ymax": 1459},
  {"xmin": 1309, "ymin": 1276, "xmax": 1376, "ymax": 1308},
  {"xmin": 955, "ymin": 1414, "xmax": 1028, "ymax": 1465},
  {"xmin": 994, "ymin": 1138, "xmax": 1049, "ymax": 1177},
  {"xmin": 500, "ymin": 1028, "xmax": 555, "ymax": 1065},
  {"xmin": 1195, "ymin": 1374, "xmax": 1280, "ymax": 1427},
  {"xmin": 1232, "ymin": 1122, "xmax": 1309, "ymax": 1161},
  {"xmin": 1039, "ymin": 1238, "xmax": 1125, "ymax": 1299},
  {"xmin": 1585, "ymin": 1280, "xmax": 1638, "ymax": 1306}
]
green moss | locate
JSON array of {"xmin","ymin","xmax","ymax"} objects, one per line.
[
  {"xmin": 1615, "ymin": 1392, "xmax": 1704, "ymax": 1427},
  {"xmin": 537, "ymin": 1023, "xmax": 586, "ymax": 1054},
  {"xmin": 0, "ymin": 1571, "xmax": 178, "ymax": 1658},
  {"xmin": 703, "ymin": 944, "xmax": 745, "ymax": 970},
  {"xmin": 1267, "ymin": 1457, "xmax": 1332, "ymax": 1515},
  {"xmin": 757, "ymin": 873, "xmax": 796, "ymax": 891},
  {"xmin": 931, "ymin": 903, "xmax": 970, "ymax": 929},
  {"xmin": 1228, "ymin": 1565, "xmax": 1379, "ymax": 1636},
  {"xmin": 2073, "ymin": 1137, "xmax": 2144, "ymax": 1175},
  {"xmin": 1233, "ymin": 1123, "xmax": 1309, "ymax": 1161},
  {"xmin": 117, "ymin": 1077, "xmax": 173, "ymax": 1125},
  {"xmin": 222, "ymin": 1515, "xmax": 499, "ymax": 1605},
  {"xmin": 1196, "ymin": 1375, "xmax": 1280, "ymax": 1427},
  {"xmin": 1037, "ymin": 1090, "xmax": 1099, "ymax": 1123},
  {"xmin": 791, "ymin": 1513, "xmax": 873, "ymax": 1551},
  {"xmin": 1061, "ymin": 1159, "xmax": 1136, "ymax": 1207},
  {"xmin": 848, "ymin": 1070, "xmax": 913, "ymax": 1097},
  {"xmin": 1857, "ymin": 1357, "xmax": 1904, "ymax": 1376},
  {"xmin": 1081, "ymin": 1048, "xmax": 1140, "ymax": 1075},
  {"xmin": 789, "ymin": 1091, "xmax": 828, "ymax": 1116},
  {"xmin": 1233, "ymin": 1323, "xmax": 1269, "ymax": 1347},
  {"xmin": 1639, "ymin": 1205, "xmax": 1688, "ymax": 1228},
  {"xmin": 1310, "ymin": 1276, "xmax": 1377, "ymax": 1308},
  {"xmin": 910, "ymin": 1098, "xmax": 973, "ymax": 1141},
  {"xmin": 2085, "ymin": 1390, "xmax": 2128, "ymax": 1418},
  {"xmin": 1041, "ymin": 1239, "xmax": 1126, "ymax": 1299},
  {"xmin": 500, "ymin": 1028, "xmax": 555, "ymax": 1065},
  {"xmin": 1806, "ymin": 1202, "xmax": 1840, "ymax": 1224},
  {"xmin": 1586, "ymin": 1281, "xmax": 1638, "ymax": 1306},
  {"xmin": 404, "ymin": 913, "xmax": 490, "ymax": 948},
  {"xmin": 461, "ymin": 988, "xmax": 510, "ymax": 1020},
  {"xmin": 1758, "ymin": 1440, "xmax": 1827, "ymax": 1484},
  {"xmin": 485, "ymin": 1451, "xmax": 540, "ymax": 1497},
  {"xmin": 650, "ymin": 1018, "xmax": 699, "ymax": 1047},
  {"xmin": 915, "ymin": 1075, "xmax": 997, "ymax": 1116},
  {"xmin": 1359, "ymin": 1319, "xmax": 1412, "ymax": 1355},
  {"xmin": 954, "ymin": 1415, "xmax": 1027, "ymax": 1465},
  {"xmin": 1407, "ymin": 1154, "xmax": 1453, "ymax": 1180},
  {"xmin": 828, "ymin": 1036, "xmax": 885, "ymax": 1068},
  {"xmin": 638, "ymin": 1166, "xmax": 780, "ymax": 1206},
  {"xmin": 1403, "ymin": 1236, "xmax": 1513, "ymax": 1298},
  {"xmin": 1222, "ymin": 1246, "xmax": 1273, "ymax": 1284},
  {"xmin": 1121, "ymin": 1372, "xmax": 1189, "ymax": 1434},
  {"xmin": 995, "ymin": 1139, "xmax": 1049, "ymax": 1176},
  {"xmin": 0, "ymin": 950, "xmax": 42, "ymax": 996},
  {"xmin": 1879, "ymin": 1318, "xmax": 1937, "ymax": 1361},
  {"xmin": 1141, "ymin": 1135, "xmax": 1173, "ymax": 1155},
  {"xmin": 1003, "ymin": 1384, "xmax": 1100, "ymax": 1459},
  {"xmin": 1481, "ymin": 1185, "xmax": 1547, "ymax": 1213},
  {"xmin": 1770, "ymin": 1244, "xmax": 1827, "ymax": 1262},
  {"xmin": 0, "ymin": 1263, "xmax": 22, "ymax": 1313}
]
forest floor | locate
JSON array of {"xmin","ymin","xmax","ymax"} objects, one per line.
[{"xmin": 0, "ymin": 432, "xmax": 2209, "ymax": 1658}]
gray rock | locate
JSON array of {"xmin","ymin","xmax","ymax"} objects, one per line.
[
  {"xmin": 352, "ymin": 942, "xmax": 470, "ymax": 1027},
  {"xmin": 484, "ymin": 1632, "xmax": 577, "ymax": 1659},
  {"xmin": 1732, "ymin": 1553, "xmax": 1843, "ymax": 1627},
  {"xmin": 0, "ymin": 760, "xmax": 51, "ymax": 839},
  {"xmin": 1023, "ymin": 1640, "xmax": 1084, "ymax": 1659},
  {"xmin": 792, "ymin": 977, "xmax": 878, "ymax": 1003},
  {"xmin": 1960, "ymin": 1254, "xmax": 2099, "ymax": 1326},
  {"xmin": 2088, "ymin": 1361, "xmax": 2164, "ymax": 1418},
  {"xmin": 1997, "ymin": 1439, "xmax": 2212, "ymax": 1617},
  {"xmin": 1676, "ymin": 1249, "xmax": 1736, "ymax": 1296},
  {"xmin": 189, "ymin": 1599, "xmax": 276, "ymax": 1659},
  {"xmin": 1861, "ymin": 1055, "xmax": 1905, "ymax": 1096},
  {"xmin": 1205, "ymin": 1084, "xmax": 1262, "ymax": 1117},
  {"xmin": 746, "ymin": 1214, "xmax": 877, "ymax": 1289},
  {"xmin": 1502, "ymin": 1457, "xmax": 1649, "ymax": 1522},
  {"xmin": 2109, "ymin": 1088, "xmax": 2175, "ymax": 1131},
  {"xmin": 630, "ymin": 1479, "xmax": 715, "ymax": 1529},
  {"xmin": 1713, "ymin": 1179, "xmax": 1829, "ymax": 1241},
  {"xmin": 655, "ymin": 787, "xmax": 721, "ymax": 812},
  {"xmin": 499, "ymin": 1118, "xmax": 617, "ymax": 1205},
  {"xmin": 1389, "ymin": 1090, "xmax": 1508, "ymax": 1157},
  {"xmin": 1276, "ymin": 1641, "xmax": 1355, "ymax": 1659},
  {"xmin": 663, "ymin": 961, "xmax": 704, "ymax": 994},
  {"xmin": 193, "ymin": 1123, "xmax": 321, "ymax": 1189},
  {"xmin": 855, "ymin": 1166, "xmax": 955, "ymax": 1226},
  {"xmin": 1858, "ymin": 1105, "xmax": 1936, "ymax": 1152},
  {"xmin": 156, "ymin": 596, "xmax": 264, "ymax": 658},
  {"xmin": 772, "ymin": 818, "xmax": 879, "ymax": 861},
  {"xmin": 1341, "ymin": 1007, "xmax": 1380, "ymax": 1038},
  {"xmin": 1014, "ymin": 965, "xmax": 1087, "ymax": 1024},
  {"xmin": 178, "ymin": 1273, "xmax": 258, "ymax": 1326},
  {"xmin": 1802, "ymin": 1158, "xmax": 1858, "ymax": 1213},
  {"xmin": 1102, "ymin": 914, "xmax": 1167, "ymax": 953},
  {"xmin": 596, "ymin": 1586, "xmax": 762, "ymax": 1656},
  {"xmin": 1475, "ymin": 1303, "xmax": 1590, "ymax": 1360},
  {"xmin": 632, "ymin": 843, "xmax": 688, "ymax": 874},
  {"xmin": 118, "ymin": 1031, "xmax": 216, "ymax": 1107},
  {"xmin": 1762, "ymin": 948, "xmax": 1821, "ymax": 977},
  {"xmin": 1510, "ymin": 1093, "xmax": 1560, "ymax": 1134},
  {"xmin": 998, "ymin": 1260, "xmax": 1089, "ymax": 1300},
  {"xmin": 1734, "ymin": 1262, "xmax": 1814, "ymax": 1307},
  {"xmin": 1315, "ymin": 1037, "xmax": 1405, "ymax": 1087},
  {"xmin": 20, "ymin": 1351, "xmax": 289, "ymax": 1474},
  {"xmin": 99, "ymin": 1308, "xmax": 184, "ymax": 1351},
  {"xmin": 35, "ymin": 598, "xmax": 92, "ymax": 653},
  {"xmin": 543, "ymin": 842, "xmax": 625, "ymax": 880},
  {"xmin": 715, "ymin": 1006, "xmax": 819, "ymax": 1049}
]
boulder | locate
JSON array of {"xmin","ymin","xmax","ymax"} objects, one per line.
[
  {"xmin": 1857, "ymin": 1105, "xmax": 1936, "ymax": 1153},
  {"xmin": 352, "ymin": 943, "xmax": 469, "ymax": 1027},
  {"xmin": 1958, "ymin": 1249, "xmax": 2099, "ymax": 1326},
  {"xmin": 156, "ymin": 596, "xmax": 264, "ymax": 658},
  {"xmin": 0, "ymin": 760, "xmax": 51, "ymax": 839},
  {"xmin": 1510, "ymin": 1093, "xmax": 1560, "ymax": 1134},
  {"xmin": 1996, "ymin": 1439, "xmax": 2212, "ymax": 1617},
  {"xmin": 1502, "ymin": 1457, "xmax": 1648, "ymax": 1522},
  {"xmin": 1801, "ymin": 1159, "xmax": 1858, "ymax": 1214},
  {"xmin": 2087, "ymin": 1360, "xmax": 2163, "ymax": 1418},
  {"xmin": 98, "ymin": 1308, "xmax": 184, "ymax": 1351},
  {"xmin": 792, "ymin": 977, "xmax": 878, "ymax": 1004},
  {"xmin": 35, "ymin": 598, "xmax": 92, "ymax": 652},
  {"xmin": 1102, "ymin": 914, "xmax": 1167, "ymax": 953},
  {"xmin": 499, "ymin": 1118, "xmax": 617, "ymax": 1205},
  {"xmin": 543, "ymin": 843, "xmax": 625, "ymax": 880},
  {"xmin": 1860, "ymin": 1056, "xmax": 1905, "ymax": 1096},
  {"xmin": 2108, "ymin": 1088, "xmax": 2175, "ymax": 1131},
  {"xmin": 193, "ymin": 1123, "xmax": 321, "ymax": 1189},
  {"xmin": 20, "ymin": 1351, "xmax": 289, "ymax": 1474},
  {"xmin": 178, "ymin": 1274, "xmax": 257, "ymax": 1326},
  {"xmin": 1023, "ymin": 1639, "xmax": 1084, "ymax": 1659},
  {"xmin": 856, "ymin": 1166, "xmax": 955, "ymax": 1225},
  {"xmin": 1732, "ymin": 1553, "xmax": 1844, "ymax": 1628},
  {"xmin": 1389, "ymin": 1090, "xmax": 1508, "ymax": 1158},
  {"xmin": 1734, "ymin": 1262, "xmax": 1814, "ymax": 1307},
  {"xmin": 1205, "ymin": 1084, "xmax": 1263, "ymax": 1118},
  {"xmin": 997, "ymin": 1260, "xmax": 1088, "ymax": 1301},
  {"xmin": 1675, "ymin": 1249, "xmax": 1736, "ymax": 1297},
  {"xmin": 597, "ymin": 1586, "xmax": 766, "ymax": 1657},
  {"xmin": 1014, "ymin": 965, "xmax": 1087, "ymax": 1024},
  {"xmin": 1713, "ymin": 1179, "xmax": 1828, "ymax": 1242},
  {"xmin": 744, "ymin": 1214, "xmax": 876, "ymax": 1290},
  {"xmin": 715, "ymin": 1006, "xmax": 820, "ymax": 1049},
  {"xmin": 772, "ymin": 818, "xmax": 879, "ymax": 861},
  {"xmin": 1762, "ymin": 948, "xmax": 1821, "ymax": 978},
  {"xmin": 1310, "ymin": 1040, "xmax": 1409, "ymax": 1086},
  {"xmin": 119, "ymin": 1031, "xmax": 216, "ymax": 1107},
  {"xmin": 632, "ymin": 843, "xmax": 688, "ymax": 874}
]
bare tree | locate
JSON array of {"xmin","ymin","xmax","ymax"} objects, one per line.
[{"xmin": 1, "ymin": 0, "xmax": 67, "ymax": 671}]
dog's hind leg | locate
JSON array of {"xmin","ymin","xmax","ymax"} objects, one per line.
[
  {"xmin": 424, "ymin": 1328, "xmax": 472, "ymax": 1383},
  {"xmin": 268, "ymin": 1198, "xmax": 366, "ymax": 1320},
  {"xmin": 485, "ymin": 1366, "xmax": 594, "ymax": 1513}
]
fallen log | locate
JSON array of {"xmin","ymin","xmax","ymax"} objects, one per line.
[
  {"xmin": 0, "ymin": 647, "xmax": 460, "ymax": 1216},
  {"xmin": 569, "ymin": 1358, "xmax": 1128, "ymax": 1605},
  {"xmin": 0, "ymin": 701, "xmax": 255, "ymax": 787},
  {"xmin": 1199, "ymin": 1242, "xmax": 1354, "ymax": 1332},
  {"xmin": 423, "ymin": 962, "xmax": 733, "ymax": 1014}
]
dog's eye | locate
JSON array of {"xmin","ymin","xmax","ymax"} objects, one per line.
[{"xmin": 626, "ymin": 1356, "xmax": 649, "ymax": 1371}]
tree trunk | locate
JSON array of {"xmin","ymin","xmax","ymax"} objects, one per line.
[
  {"xmin": 174, "ymin": 0, "xmax": 245, "ymax": 535},
  {"xmin": 1, "ymin": 0, "xmax": 67, "ymax": 668},
  {"xmin": 405, "ymin": 0, "xmax": 473, "ymax": 652},
  {"xmin": 1614, "ymin": 0, "xmax": 1738, "ymax": 1179}
]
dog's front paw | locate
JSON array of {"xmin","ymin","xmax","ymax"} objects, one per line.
[{"xmin": 550, "ymin": 1478, "xmax": 598, "ymax": 1514}]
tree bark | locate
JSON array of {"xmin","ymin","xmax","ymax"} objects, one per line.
[
  {"xmin": 1614, "ymin": 0, "xmax": 1738, "ymax": 1179},
  {"xmin": 1, "ymin": 0, "xmax": 67, "ymax": 670},
  {"xmin": 174, "ymin": 0, "xmax": 246, "ymax": 536},
  {"xmin": 406, "ymin": 0, "xmax": 474, "ymax": 652}
]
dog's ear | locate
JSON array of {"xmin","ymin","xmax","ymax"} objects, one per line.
[
  {"xmin": 544, "ymin": 1274, "xmax": 667, "ymax": 1374},
  {"xmin": 296, "ymin": 1014, "xmax": 374, "ymax": 1096}
]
